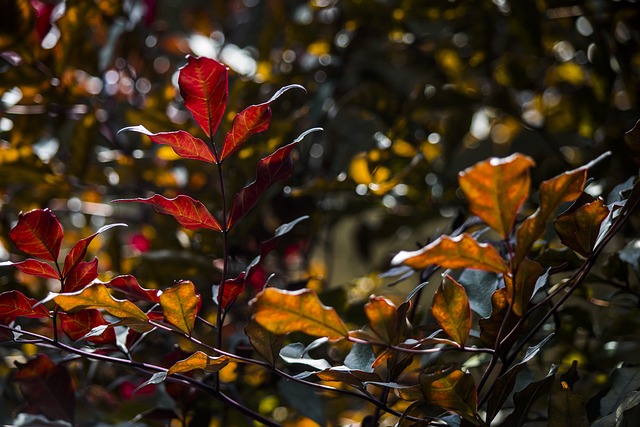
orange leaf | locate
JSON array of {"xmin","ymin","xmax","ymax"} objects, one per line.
[
  {"xmin": 431, "ymin": 276, "xmax": 471, "ymax": 346},
  {"xmin": 554, "ymin": 196, "xmax": 610, "ymax": 257},
  {"xmin": 168, "ymin": 351, "xmax": 229, "ymax": 375},
  {"xmin": 392, "ymin": 233, "xmax": 508, "ymax": 274},
  {"xmin": 458, "ymin": 153, "xmax": 535, "ymax": 238},
  {"xmin": 364, "ymin": 296, "xmax": 398, "ymax": 344},
  {"xmin": 250, "ymin": 288, "xmax": 348, "ymax": 339},
  {"xmin": 420, "ymin": 368, "xmax": 478, "ymax": 421},
  {"xmin": 509, "ymin": 259, "xmax": 544, "ymax": 316},
  {"xmin": 514, "ymin": 167, "xmax": 586, "ymax": 266},
  {"xmin": 159, "ymin": 280, "xmax": 201, "ymax": 336},
  {"xmin": 51, "ymin": 283, "xmax": 148, "ymax": 322}
]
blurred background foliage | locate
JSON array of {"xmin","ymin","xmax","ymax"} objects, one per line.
[{"xmin": 1, "ymin": 0, "xmax": 640, "ymax": 425}]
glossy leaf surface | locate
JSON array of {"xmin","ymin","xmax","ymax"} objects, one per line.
[
  {"xmin": 431, "ymin": 276, "xmax": 471, "ymax": 346},
  {"xmin": 52, "ymin": 283, "xmax": 148, "ymax": 322},
  {"xmin": 420, "ymin": 368, "xmax": 478, "ymax": 421},
  {"xmin": 103, "ymin": 275, "xmax": 161, "ymax": 302},
  {"xmin": 160, "ymin": 280, "xmax": 201, "ymax": 335},
  {"xmin": 0, "ymin": 290, "xmax": 50, "ymax": 323},
  {"xmin": 392, "ymin": 233, "xmax": 508, "ymax": 274},
  {"xmin": 227, "ymin": 128, "xmax": 321, "ymax": 229},
  {"xmin": 168, "ymin": 351, "xmax": 229, "ymax": 375},
  {"xmin": 250, "ymin": 288, "xmax": 348, "ymax": 339},
  {"xmin": 114, "ymin": 194, "xmax": 222, "ymax": 231},
  {"xmin": 119, "ymin": 126, "xmax": 216, "ymax": 163},
  {"xmin": 554, "ymin": 196, "xmax": 610, "ymax": 257},
  {"xmin": 178, "ymin": 55, "xmax": 228, "ymax": 138},
  {"xmin": 59, "ymin": 309, "xmax": 115, "ymax": 345},
  {"xmin": 13, "ymin": 354, "xmax": 75, "ymax": 423},
  {"xmin": 64, "ymin": 258, "xmax": 98, "ymax": 293},
  {"xmin": 62, "ymin": 223, "xmax": 126, "ymax": 278},
  {"xmin": 221, "ymin": 84, "xmax": 304, "ymax": 161},
  {"xmin": 9, "ymin": 208, "xmax": 63, "ymax": 262},
  {"xmin": 458, "ymin": 153, "xmax": 535, "ymax": 238},
  {"xmin": 364, "ymin": 296, "xmax": 398, "ymax": 344},
  {"xmin": 12, "ymin": 258, "xmax": 59, "ymax": 280}
]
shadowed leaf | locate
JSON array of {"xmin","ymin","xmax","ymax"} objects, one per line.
[
  {"xmin": 250, "ymin": 288, "xmax": 348, "ymax": 339},
  {"xmin": 160, "ymin": 280, "xmax": 201, "ymax": 335},
  {"xmin": 9, "ymin": 209, "xmax": 63, "ymax": 262},
  {"xmin": 458, "ymin": 153, "xmax": 535, "ymax": 238},
  {"xmin": 479, "ymin": 288, "xmax": 521, "ymax": 350},
  {"xmin": 420, "ymin": 368, "xmax": 478, "ymax": 423},
  {"xmin": 11, "ymin": 259, "xmax": 59, "ymax": 280},
  {"xmin": 316, "ymin": 367, "xmax": 382, "ymax": 388},
  {"xmin": 64, "ymin": 258, "xmax": 98, "ymax": 293},
  {"xmin": 168, "ymin": 351, "xmax": 229, "ymax": 375},
  {"xmin": 51, "ymin": 283, "xmax": 148, "ymax": 322},
  {"xmin": 227, "ymin": 128, "xmax": 322, "ymax": 229},
  {"xmin": 103, "ymin": 275, "xmax": 160, "ymax": 302},
  {"xmin": 178, "ymin": 55, "xmax": 228, "ymax": 138},
  {"xmin": 624, "ymin": 119, "xmax": 640, "ymax": 165},
  {"xmin": 245, "ymin": 321, "xmax": 285, "ymax": 366},
  {"xmin": 221, "ymin": 84, "xmax": 305, "ymax": 161},
  {"xmin": 432, "ymin": 276, "xmax": 471, "ymax": 346},
  {"xmin": 549, "ymin": 380, "xmax": 589, "ymax": 427},
  {"xmin": 0, "ymin": 290, "xmax": 50, "ymax": 324},
  {"xmin": 505, "ymin": 368, "xmax": 556, "ymax": 427},
  {"xmin": 392, "ymin": 233, "xmax": 508, "ymax": 274},
  {"xmin": 13, "ymin": 354, "xmax": 75, "ymax": 423},
  {"xmin": 59, "ymin": 309, "xmax": 115, "ymax": 345},
  {"xmin": 364, "ymin": 296, "xmax": 398, "ymax": 344},
  {"xmin": 510, "ymin": 258, "xmax": 544, "ymax": 316},
  {"xmin": 119, "ymin": 126, "xmax": 216, "ymax": 163},
  {"xmin": 114, "ymin": 194, "xmax": 222, "ymax": 231},
  {"xmin": 554, "ymin": 196, "xmax": 610, "ymax": 257},
  {"xmin": 62, "ymin": 223, "xmax": 126, "ymax": 278}
]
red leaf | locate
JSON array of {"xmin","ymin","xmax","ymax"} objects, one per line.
[
  {"xmin": 103, "ymin": 275, "xmax": 161, "ymax": 302},
  {"xmin": 64, "ymin": 258, "xmax": 99, "ymax": 293},
  {"xmin": 178, "ymin": 55, "xmax": 228, "ymax": 138},
  {"xmin": 114, "ymin": 194, "xmax": 222, "ymax": 231},
  {"xmin": 119, "ymin": 126, "xmax": 217, "ymax": 163},
  {"xmin": 216, "ymin": 272, "xmax": 246, "ymax": 309},
  {"xmin": 62, "ymin": 223, "xmax": 126, "ymax": 278},
  {"xmin": 13, "ymin": 354, "xmax": 75, "ymax": 423},
  {"xmin": 59, "ymin": 309, "xmax": 116, "ymax": 345},
  {"xmin": 9, "ymin": 209, "xmax": 63, "ymax": 262},
  {"xmin": 221, "ymin": 84, "xmax": 305, "ymax": 161},
  {"xmin": 227, "ymin": 128, "xmax": 321, "ymax": 229},
  {"xmin": 0, "ymin": 290, "xmax": 50, "ymax": 324},
  {"xmin": 12, "ymin": 259, "xmax": 60, "ymax": 280}
]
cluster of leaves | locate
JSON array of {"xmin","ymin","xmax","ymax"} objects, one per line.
[{"xmin": 2, "ymin": 51, "xmax": 640, "ymax": 427}]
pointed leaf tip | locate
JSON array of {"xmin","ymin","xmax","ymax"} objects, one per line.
[
  {"xmin": 9, "ymin": 208, "xmax": 63, "ymax": 262},
  {"xmin": 120, "ymin": 125, "xmax": 217, "ymax": 163}
]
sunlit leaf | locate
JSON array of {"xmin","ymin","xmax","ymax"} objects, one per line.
[
  {"xmin": 178, "ymin": 55, "xmax": 228, "ymax": 138},
  {"xmin": 364, "ymin": 296, "xmax": 398, "ymax": 344},
  {"xmin": 221, "ymin": 84, "xmax": 305, "ymax": 161},
  {"xmin": 114, "ymin": 194, "xmax": 222, "ymax": 232},
  {"xmin": 420, "ymin": 368, "xmax": 478, "ymax": 422},
  {"xmin": 554, "ymin": 196, "xmax": 610, "ymax": 257},
  {"xmin": 391, "ymin": 233, "xmax": 508, "ymax": 274},
  {"xmin": 11, "ymin": 258, "xmax": 59, "ymax": 280},
  {"xmin": 64, "ymin": 258, "xmax": 98, "ymax": 293},
  {"xmin": 216, "ymin": 273, "xmax": 245, "ymax": 309},
  {"xmin": 250, "ymin": 288, "xmax": 348, "ymax": 339},
  {"xmin": 52, "ymin": 283, "xmax": 148, "ymax": 322},
  {"xmin": 0, "ymin": 290, "xmax": 50, "ymax": 324},
  {"xmin": 9, "ymin": 208, "xmax": 63, "ymax": 262},
  {"xmin": 103, "ymin": 275, "xmax": 160, "ymax": 303},
  {"xmin": 62, "ymin": 223, "xmax": 126, "ymax": 278},
  {"xmin": 515, "ymin": 167, "xmax": 586, "ymax": 265},
  {"xmin": 119, "ymin": 126, "xmax": 217, "ymax": 163},
  {"xmin": 458, "ymin": 153, "xmax": 535, "ymax": 238},
  {"xmin": 431, "ymin": 276, "xmax": 471, "ymax": 346},
  {"xmin": 159, "ymin": 280, "xmax": 201, "ymax": 335},
  {"xmin": 167, "ymin": 351, "xmax": 229, "ymax": 375},
  {"xmin": 13, "ymin": 354, "xmax": 75, "ymax": 423},
  {"xmin": 59, "ymin": 309, "xmax": 116, "ymax": 345},
  {"xmin": 227, "ymin": 128, "xmax": 322, "ymax": 229},
  {"xmin": 509, "ymin": 258, "xmax": 544, "ymax": 316},
  {"xmin": 245, "ymin": 321, "xmax": 285, "ymax": 366}
]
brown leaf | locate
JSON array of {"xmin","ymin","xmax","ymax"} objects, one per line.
[
  {"xmin": 554, "ymin": 196, "xmax": 610, "ymax": 257},
  {"xmin": 458, "ymin": 153, "xmax": 535, "ymax": 238},
  {"xmin": 364, "ymin": 296, "xmax": 398, "ymax": 344},
  {"xmin": 420, "ymin": 368, "xmax": 478, "ymax": 423},
  {"xmin": 168, "ymin": 351, "xmax": 229, "ymax": 375},
  {"xmin": 509, "ymin": 259, "xmax": 544, "ymax": 316},
  {"xmin": 431, "ymin": 276, "xmax": 471, "ymax": 346}
]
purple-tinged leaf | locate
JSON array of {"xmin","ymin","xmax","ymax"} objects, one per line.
[
  {"xmin": 114, "ymin": 194, "xmax": 222, "ymax": 231},
  {"xmin": 103, "ymin": 275, "xmax": 161, "ymax": 302},
  {"xmin": 9, "ymin": 209, "xmax": 63, "ymax": 262},
  {"xmin": 62, "ymin": 223, "xmax": 126, "ymax": 278},
  {"xmin": 178, "ymin": 55, "xmax": 228, "ymax": 138},
  {"xmin": 59, "ymin": 309, "xmax": 116, "ymax": 345},
  {"xmin": 227, "ymin": 128, "xmax": 322, "ymax": 229},
  {"xmin": 119, "ymin": 125, "xmax": 217, "ymax": 163}
]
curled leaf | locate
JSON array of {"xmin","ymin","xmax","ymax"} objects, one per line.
[{"xmin": 554, "ymin": 195, "xmax": 610, "ymax": 257}]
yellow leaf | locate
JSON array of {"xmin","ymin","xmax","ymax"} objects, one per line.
[
  {"xmin": 168, "ymin": 351, "xmax": 229, "ymax": 375},
  {"xmin": 53, "ymin": 283, "xmax": 147, "ymax": 322},
  {"xmin": 458, "ymin": 153, "xmax": 535, "ymax": 238},
  {"xmin": 250, "ymin": 288, "xmax": 348, "ymax": 339},
  {"xmin": 160, "ymin": 280, "xmax": 201, "ymax": 335},
  {"xmin": 392, "ymin": 233, "xmax": 508, "ymax": 274}
]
